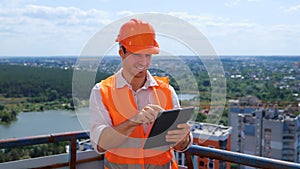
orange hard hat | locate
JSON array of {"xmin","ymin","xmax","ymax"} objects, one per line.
[{"xmin": 116, "ymin": 19, "xmax": 159, "ymax": 54}]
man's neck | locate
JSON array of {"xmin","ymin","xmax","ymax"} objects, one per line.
[
  {"xmin": 121, "ymin": 70, "xmax": 147, "ymax": 92},
  {"xmin": 131, "ymin": 77, "xmax": 146, "ymax": 91}
]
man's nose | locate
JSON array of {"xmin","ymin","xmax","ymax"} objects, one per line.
[{"xmin": 138, "ymin": 55, "xmax": 148, "ymax": 65}]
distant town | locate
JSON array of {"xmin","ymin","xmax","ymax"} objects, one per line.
[{"xmin": 1, "ymin": 55, "xmax": 299, "ymax": 104}]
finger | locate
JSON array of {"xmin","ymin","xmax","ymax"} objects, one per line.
[
  {"xmin": 166, "ymin": 130, "xmax": 189, "ymax": 143},
  {"xmin": 136, "ymin": 114, "xmax": 146, "ymax": 124},
  {"xmin": 167, "ymin": 124, "xmax": 190, "ymax": 134},
  {"xmin": 147, "ymin": 104, "xmax": 164, "ymax": 112},
  {"xmin": 144, "ymin": 106, "xmax": 156, "ymax": 116},
  {"xmin": 165, "ymin": 133, "xmax": 183, "ymax": 142},
  {"xmin": 143, "ymin": 105, "xmax": 152, "ymax": 111},
  {"xmin": 167, "ymin": 127, "xmax": 190, "ymax": 141},
  {"xmin": 132, "ymin": 109, "xmax": 148, "ymax": 124},
  {"xmin": 140, "ymin": 110, "xmax": 152, "ymax": 123},
  {"xmin": 148, "ymin": 105, "xmax": 164, "ymax": 120},
  {"xmin": 144, "ymin": 106, "xmax": 159, "ymax": 120},
  {"xmin": 177, "ymin": 123, "xmax": 190, "ymax": 129},
  {"xmin": 167, "ymin": 129, "xmax": 186, "ymax": 135},
  {"xmin": 144, "ymin": 111, "xmax": 155, "ymax": 123},
  {"xmin": 137, "ymin": 107, "xmax": 155, "ymax": 124}
]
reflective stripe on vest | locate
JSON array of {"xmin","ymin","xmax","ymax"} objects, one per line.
[{"xmin": 99, "ymin": 74, "xmax": 178, "ymax": 168}]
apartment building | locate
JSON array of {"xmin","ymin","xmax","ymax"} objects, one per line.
[{"xmin": 228, "ymin": 99, "xmax": 300, "ymax": 166}]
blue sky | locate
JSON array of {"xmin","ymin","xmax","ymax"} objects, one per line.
[{"xmin": 1, "ymin": 0, "xmax": 300, "ymax": 56}]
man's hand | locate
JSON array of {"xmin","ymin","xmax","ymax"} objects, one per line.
[
  {"xmin": 166, "ymin": 123, "xmax": 191, "ymax": 151},
  {"xmin": 130, "ymin": 104, "xmax": 163, "ymax": 126},
  {"xmin": 98, "ymin": 104, "xmax": 163, "ymax": 152}
]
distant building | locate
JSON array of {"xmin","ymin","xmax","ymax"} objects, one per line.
[
  {"xmin": 228, "ymin": 99, "xmax": 257, "ymax": 153},
  {"xmin": 178, "ymin": 121, "xmax": 232, "ymax": 169},
  {"xmin": 228, "ymin": 99, "xmax": 300, "ymax": 168}
]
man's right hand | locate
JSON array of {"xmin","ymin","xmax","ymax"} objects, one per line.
[
  {"xmin": 98, "ymin": 104, "xmax": 163, "ymax": 151},
  {"xmin": 130, "ymin": 104, "xmax": 163, "ymax": 126}
]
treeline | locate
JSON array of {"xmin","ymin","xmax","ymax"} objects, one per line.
[
  {"xmin": 0, "ymin": 65, "xmax": 110, "ymax": 124},
  {"xmin": 0, "ymin": 65, "xmax": 110, "ymax": 98},
  {"xmin": 0, "ymin": 142, "xmax": 67, "ymax": 163},
  {"xmin": 1, "ymin": 65, "xmax": 74, "ymax": 98}
]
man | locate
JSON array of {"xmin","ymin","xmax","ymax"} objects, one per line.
[{"xmin": 90, "ymin": 18, "xmax": 192, "ymax": 169}]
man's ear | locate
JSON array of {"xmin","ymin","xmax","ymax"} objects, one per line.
[{"xmin": 119, "ymin": 47, "xmax": 125, "ymax": 59}]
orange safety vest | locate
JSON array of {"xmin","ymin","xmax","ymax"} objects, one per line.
[{"xmin": 100, "ymin": 74, "xmax": 178, "ymax": 168}]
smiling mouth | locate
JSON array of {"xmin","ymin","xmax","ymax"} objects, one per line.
[{"xmin": 136, "ymin": 65, "xmax": 147, "ymax": 71}]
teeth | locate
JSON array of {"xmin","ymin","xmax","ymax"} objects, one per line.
[{"xmin": 136, "ymin": 66, "xmax": 145, "ymax": 70}]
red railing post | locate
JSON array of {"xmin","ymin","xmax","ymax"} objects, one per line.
[
  {"xmin": 69, "ymin": 138, "xmax": 77, "ymax": 169},
  {"xmin": 184, "ymin": 152, "xmax": 194, "ymax": 169}
]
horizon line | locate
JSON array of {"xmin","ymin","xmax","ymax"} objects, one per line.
[{"xmin": 1, "ymin": 55, "xmax": 300, "ymax": 58}]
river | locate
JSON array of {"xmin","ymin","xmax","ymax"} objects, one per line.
[{"xmin": 0, "ymin": 108, "xmax": 89, "ymax": 139}]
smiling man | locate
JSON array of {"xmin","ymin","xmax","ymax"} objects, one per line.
[{"xmin": 89, "ymin": 19, "xmax": 192, "ymax": 169}]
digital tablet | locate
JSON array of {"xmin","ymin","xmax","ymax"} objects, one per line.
[{"xmin": 143, "ymin": 107, "xmax": 195, "ymax": 149}]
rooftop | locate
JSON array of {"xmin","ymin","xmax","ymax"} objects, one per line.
[{"xmin": 189, "ymin": 121, "xmax": 232, "ymax": 141}]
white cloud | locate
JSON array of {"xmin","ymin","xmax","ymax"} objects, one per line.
[
  {"xmin": 163, "ymin": 11, "xmax": 300, "ymax": 55},
  {"xmin": 0, "ymin": 0, "xmax": 37, "ymax": 8},
  {"xmin": 28, "ymin": 5, "xmax": 110, "ymax": 26},
  {"xmin": 225, "ymin": 0, "xmax": 241, "ymax": 7},
  {"xmin": 284, "ymin": 4, "xmax": 300, "ymax": 12},
  {"xmin": 224, "ymin": 0, "xmax": 260, "ymax": 7},
  {"xmin": 0, "ymin": 5, "xmax": 113, "ymax": 56},
  {"xmin": 166, "ymin": 12, "xmax": 256, "ymax": 36},
  {"xmin": 116, "ymin": 10, "xmax": 136, "ymax": 17},
  {"xmin": 4, "ymin": 5, "xmax": 109, "ymax": 25}
]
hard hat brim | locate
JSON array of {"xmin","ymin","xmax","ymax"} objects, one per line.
[{"xmin": 121, "ymin": 40, "xmax": 160, "ymax": 54}]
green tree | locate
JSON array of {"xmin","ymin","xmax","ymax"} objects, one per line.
[{"xmin": 48, "ymin": 89, "xmax": 59, "ymax": 101}]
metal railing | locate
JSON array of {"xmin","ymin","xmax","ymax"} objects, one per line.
[
  {"xmin": 0, "ymin": 130, "xmax": 92, "ymax": 169},
  {"xmin": 184, "ymin": 145, "xmax": 300, "ymax": 169},
  {"xmin": 1, "ymin": 130, "xmax": 300, "ymax": 169}
]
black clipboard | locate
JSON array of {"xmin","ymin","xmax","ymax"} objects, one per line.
[{"xmin": 143, "ymin": 107, "xmax": 194, "ymax": 149}]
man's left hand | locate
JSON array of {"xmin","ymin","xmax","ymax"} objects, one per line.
[{"xmin": 165, "ymin": 123, "xmax": 191, "ymax": 151}]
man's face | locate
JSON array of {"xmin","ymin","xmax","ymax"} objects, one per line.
[{"xmin": 122, "ymin": 51, "xmax": 152, "ymax": 81}]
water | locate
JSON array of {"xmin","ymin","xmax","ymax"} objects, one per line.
[
  {"xmin": 177, "ymin": 93, "xmax": 197, "ymax": 100},
  {"xmin": 0, "ymin": 108, "xmax": 89, "ymax": 139}
]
